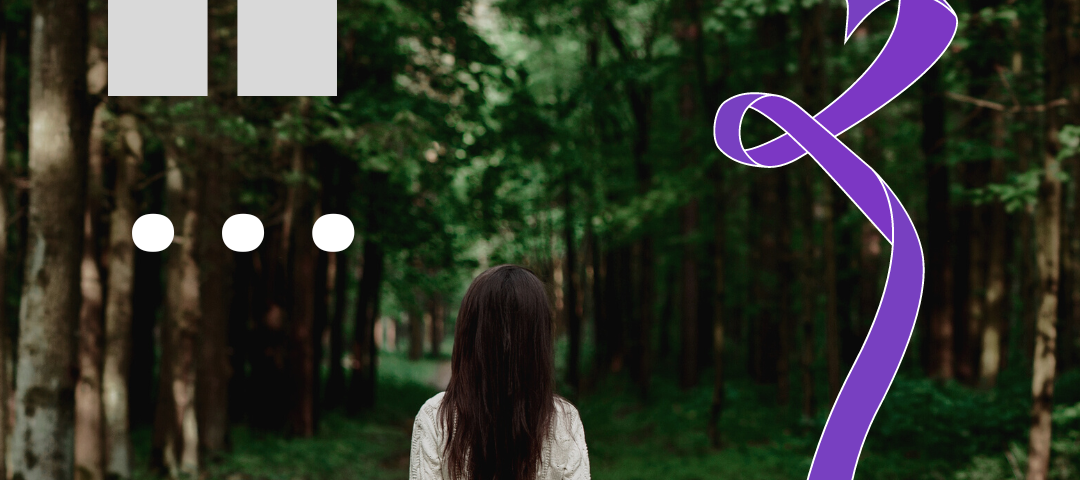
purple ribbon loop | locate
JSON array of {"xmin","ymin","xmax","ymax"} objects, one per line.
[{"xmin": 712, "ymin": 0, "xmax": 957, "ymax": 478}]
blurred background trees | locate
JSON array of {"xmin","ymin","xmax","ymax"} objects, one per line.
[{"xmin": 0, "ymin": 0, "xmax": 1079, "ymax": 478}]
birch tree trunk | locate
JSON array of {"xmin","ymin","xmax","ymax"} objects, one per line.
[{"xmin": 12, "ymin": 0, "xmax": 89, "ymax": 478}]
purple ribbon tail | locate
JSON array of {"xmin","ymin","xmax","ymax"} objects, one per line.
[{"xmin": 711, "ymin": 0, "xmax": 956, "ymax": 478}]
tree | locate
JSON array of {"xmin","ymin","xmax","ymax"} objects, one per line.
[
  {"xmin": 323, "ymin": 155, "xmax": 354, "ymax": 410},
  {"xmin": 797, "ymin": 0, "xmax": 826, "ymax": 419},
  {"xmin": 284, "ymin": 106, "xmax": 318, "ymax": 437},
  {"xmin": 348, "ymin": 171, "xmax": 388, "ymax": 413},
  {"xmin": 196, "ymin": 139, "xmax": 236, "ymax": 451},
  {"xmin": 153, "ymin": 137, "xmax": 202, "ymax": 478},
  {"xmin": 980, "ymin": 108, "xmax": 1008, "ymax": 388},
  {"xmin": 102, "ymin": 113, "xmax": 142, "ymax": 480},
  {"xmin": 675, "ymin": 0, "xmax": 702, "ymax": 391},
  {"xmin": 563, "ymin": 167, "xmax": 581, "ymax": 393},
  {"xmin": 707, "ymin": 141, "xmax": 727, "ymax": 448},
  {"xmin": 76, "ymin": 99, "xmax": 107, "ymax": 480},
  {"xmin": 11, "ymin": 0, "xmax": 89, "ymax": 479},
  {"xmin": 0, "ymin": 8, "xmax": 10, "ymax": 480},
  {"xmin": 921, "ymin": 63, "xmax": 954, "ymax": 380},
  {"xmin": 428, "ymin": 292, "xmax": 446, "ymax": 357},
  {"xmin": 1026, "ymin": 0, "xmax": 1077, "ymax": 477}
]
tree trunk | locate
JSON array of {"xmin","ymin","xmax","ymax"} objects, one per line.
[
  {"xmin": 707, "ymin": 159, "xmax": 726, "ymax": 448},
  {"xmin": 834, "ymin": 191, "xmax": 858, "ymax": 369},
  {"xmin": 310, "ymin": 147, "xmax": 334, "ymax": 429},
  {"xmin": 153, "ymin": 142, "xmax": 201, "ymax": 479},
  {"xmin": 965, "ymin": 182, "xmax": 988, "ymax": 385},
  {"xmin": 674, "ymin": 0, "xmax": 702, "ymax": 391},
  {"xmin": 777, "ymin": 170, "xmax": 793, "ymax": 407},
  {"xmin": 285, "ymin": 137, "xmax": 317, "ymax": 438},
  {"xmin": 855, "ymin": 122, "xmax": 882, "ymax": 362},
  {"xmin": 753, "ymin": 11, "xmax": 789, "ymax": 392},
  {"xmin": 799, "ymin": 164, "xmax": 817, "ymax": 420},
  {"xmin": 592, "ymin": 234, "xmax": 608, "ymax": 380},
  {"xmin": 797, "ymin": 0, "xmax": 824, "ymax": 419},
  {"xmin": 196, "ymin": 145, "xmax": 234, "ymax": 453},
  {"xmin": 312, "ymin": 239, "xmax": 329, "ymax": 429},
  {"xmin": 951, "ymin": 158, "xmax": 974, "ymax": 382},
  {"xmin": 409, "ymin": 294, "xmax": 424, "ymax": 361},
  {"xmin": 325, "ymin": 245, "xmax": 349, "ymax": 408},
  {"xmin": 563, "ymin": 170, "xmax": 582, "ymax": 392},
  {"xmin": 980, "ymin": 109, "xmax": 1007, "ymax": 388},
  {"xmin": 429, "ymin": 293, "xmax": 445, "ymax": 358},
  {"xmin": 245, "ymin": 136, "xmax": 292, "ymax": 433},
  {"xmin": 1067, "ymin": 0, "xmax": 1080, "ymax": 373},
  {"xmin": 287, "ymin": 224, "xmax": 317, "ymax": 437},
  {"xmin": 600, "ymin": 247, "xmax": 629, "ymax": 375},
  {"xmin": 1026, "ymin": 0, "xmax": 1070, "ymax": 477},
  {"xmin": 103, "ymin": 113, "xmax": 141, "ymax": 480},
  {"xmin": 0, "ymin": 23, "xmax": 8, "ymax": 480},
  {"xmin": 348, "ymin": 233, "xmax": 384, "ymax": 413},
  {"xmin": 637, "ymin": 239, "xmax": 655, "ymax": 399},
  {"xmin": 130, "ymin": 190, "xmax": 163, "ymax": 434},
  {"xmin": 748, "ymin": 185, "xmax": 764, "ymax": 383},
  {"xmin": 1019, "ymin": 126, "xmax": 1037, "ymax": 372},
  {"xmin": 1025, "ymin": 148, "xmax": 1061, "ymax": 480},
  {"xmin": 858, "ymin": 220, "xmax": 882, "ymax": 353},
  {"xmin": 610, "ymin": 6, "xmax": 655, "ymax": 396},
  {"xmin": 920, "ymin": 63, "xmax": 954, "ymax": 380},
  {"xmin": 953, "ymin": 0, "xmax": 1001, "ymax": 385},
  {"xmin": 12, "ymin": 0, "xmax": 89, "ymax": 477},
  {"xmin": 679, "ymin": 199, "xmax": 700, "ymax": 390},
  {"xmin": 823, "ymin": 182, "xmax": 841, "ymax": 406},
  {"xmin": 696, "ymin": 249, "xmax": 714, "ymax": 374},
  {"xmin": 324, "ymin": 157, "xmax": 353, "ymax": 409},
  {"xmin": 76, "ymin": 100, "xmax": 107, "ymax": 480}
]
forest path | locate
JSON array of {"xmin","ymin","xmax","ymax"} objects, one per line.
[{"xmin": 427, "ymin": 361, "xmax": 452, "ymax": 391}]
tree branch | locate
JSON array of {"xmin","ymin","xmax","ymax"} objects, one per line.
[
  {"xmin": 945, "ymin": 92, "xmax": 1068, "ymax": 113},
  {"xmin": 601, "ymin": 14, "xmax": 633, "ymax": 63}
]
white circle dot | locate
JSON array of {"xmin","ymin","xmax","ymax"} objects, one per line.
[
  {"xmin": 222, "ymin": 214, "xmax": 265, "ymax": 252},
  {"xmin": 312, "ymin": 214, "xmax": 355, "ymax": 252},
  {"xmin": 132, "ymin": 214, "xmax": 174, "ymax": 252}
]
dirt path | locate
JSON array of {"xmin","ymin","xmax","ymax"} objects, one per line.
[{"xmin": 428, "ymin": 361, "xmax": 452, "ymax": 391}]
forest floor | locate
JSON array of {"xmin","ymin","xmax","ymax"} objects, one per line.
[{"xmin": 128, "ymin": 352, "xmax": 1080, "ymax": 480}]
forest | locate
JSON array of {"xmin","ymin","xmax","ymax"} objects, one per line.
[{"xmin": 1, "ymin": 0, "xmax": 1079, "ymax": 478}]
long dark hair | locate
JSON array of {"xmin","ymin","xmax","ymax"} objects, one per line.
[{"xmin": 438, "ymin": 264, "xmax": 565, "ymax": 480}]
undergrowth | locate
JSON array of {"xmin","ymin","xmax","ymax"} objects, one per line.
[{"xmin": 129, "ymin": 352, "xmax": 1080, "ymax": 480}]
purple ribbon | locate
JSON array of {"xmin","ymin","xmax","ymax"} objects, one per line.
[{"xmin": 712, "ymin": 0, "xmax": 957, "ymax": 478}]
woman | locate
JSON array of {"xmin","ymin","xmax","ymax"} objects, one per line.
[{"xmin": 409, "ymin": 265, "xmax": 591, "ymax": 480}]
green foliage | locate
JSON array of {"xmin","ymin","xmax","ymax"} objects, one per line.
[
  {"xmin": 973, "ymin": 168, "xmax": 1040, "ymax": 213},
  {"xmin": 1058, "ymin": 125, "xmax": 1080, "ymax": 160},
  {"xmin": 127, "ymin": 352, "xmax": 1080, "ymax": 480}
]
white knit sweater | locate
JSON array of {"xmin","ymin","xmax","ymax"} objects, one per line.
[{"xmin": 409, "ymin": 392, "xmax": 592, "ymax": 480}]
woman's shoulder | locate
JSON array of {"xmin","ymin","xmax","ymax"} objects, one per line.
[
  {"xmin": 553, "ymin": 396, "xmax": 581, "ymax": 418},
  {"xmin": 549, "ymin": 396, "xmax": 589, "ymax": 475},
  {"xmin": 552, "ymin": 396, "xmax": 584, "ymax": 436},
  {"xmin": 418, "ymin": 391, "xmax": 446, "ymax": 418},
  {"xmin": 425, "ymin": 391, "xmax": 446, "ymax": 406}
]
